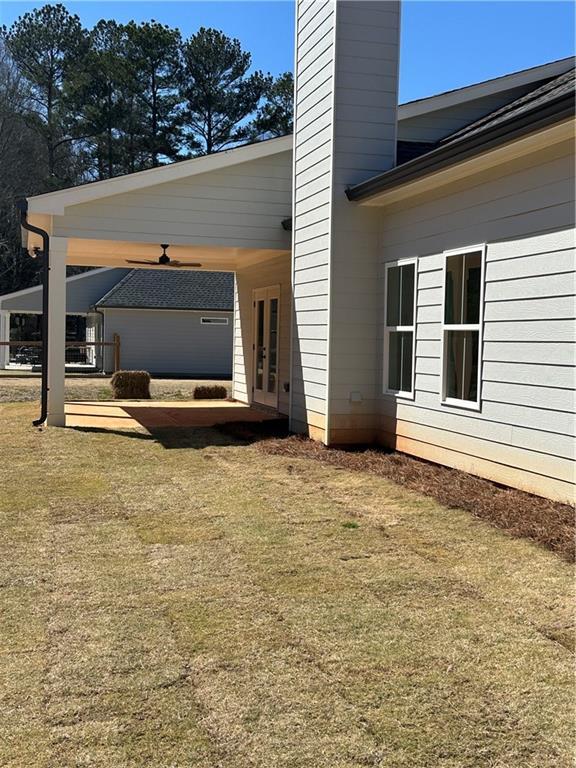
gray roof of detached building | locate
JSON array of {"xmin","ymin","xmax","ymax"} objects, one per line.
[{"xmin": 95, "ymin": 269, "xmax": 234, "ymax": 311}]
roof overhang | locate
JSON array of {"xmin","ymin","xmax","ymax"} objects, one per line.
[
  {"xmin": 347, "ymin": 95, "xmax": 575, "ymax": 206},
  {"xmin": 398, "ymin": 57, "xmax": 574, "ymax": 120},
  {"xmin": 27, "ymin": 135, "xmax": 293, "ymax": 216}
]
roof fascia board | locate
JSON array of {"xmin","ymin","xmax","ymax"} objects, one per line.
[
  {"xmin": 27, "ymin": 135, "xmax": 293, "ymax": 215},
  {"xmin": 356, "ymin": 118, "xmax": 573, "ymax": 207},
  {"xmin": 398, "ymin": 57, "xmax": 574, "ymax": 120},
  {"xmin": 0, "ymin": 266, "xmax": 116, "ymax": 303},
  {"xmin": 349, "ymin": 95, "xmax": 575, "ymax": 203}
]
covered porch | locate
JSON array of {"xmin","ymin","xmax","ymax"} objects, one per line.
[
  {"xmin": 21, "ymin": 137, "xmax": 295, "ymax": 429},
  {"xmin": 65, "ymin": 399, "xmax": 280, "ymax": 438}
]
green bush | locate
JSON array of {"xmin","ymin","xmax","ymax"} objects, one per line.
[
  {"xmin": 193, "ymin": 384, "xmax": 228, "ymax": 400},
  {"xmin": 110, "ymin": 370, "xmax": 151, "ymax": 399}
]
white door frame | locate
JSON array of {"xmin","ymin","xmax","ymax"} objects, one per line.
[{"xmin": 252, "ymin": 285, "xmax": 280, "ymax": 409}]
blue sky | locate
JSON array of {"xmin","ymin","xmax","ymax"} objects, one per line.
[{"xmin": 1, "ymin": 1, "xmax": 574, "ymax": 102}]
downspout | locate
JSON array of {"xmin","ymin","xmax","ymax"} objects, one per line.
[{"xmin": 16, "ymin": 199, "xmax": 50, "ymax": 427}]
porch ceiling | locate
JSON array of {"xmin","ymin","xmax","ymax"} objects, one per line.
[
  {"xmin": 63, "ymin": 237, "xmax": 290, "ymax": 272},
  {"xmin": 27, "ymin": 230, "xmax": 290, "ymax": 272}
]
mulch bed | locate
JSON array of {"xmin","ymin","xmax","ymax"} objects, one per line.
[{"xmin": 218, "ymin": 421, "xmax": 575, "ymax": 562}]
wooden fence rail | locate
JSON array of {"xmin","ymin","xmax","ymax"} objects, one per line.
[{"xmin": 0, "ymin": 336, "xmax": 121, "ymax": 372}]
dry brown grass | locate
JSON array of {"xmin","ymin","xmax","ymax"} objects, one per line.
[
  {"xmin": 0, "ymin": 402, "xmax": 573, "ymax": 767},
  {"xmin": 251, "ymin": 433, "xmax": 575, "ymax": 562},
  {"xmin": 0, "ymin": 375, "xmax": 232, "ymax": 403}
]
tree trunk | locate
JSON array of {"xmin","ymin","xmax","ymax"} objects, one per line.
[
  {"xmin": 151, "ymin": 69, "xmax": 158, "ymax": 167},
  {"xmin": 107, "ymin": 83, "xmax": 113, "ymax": 178}
]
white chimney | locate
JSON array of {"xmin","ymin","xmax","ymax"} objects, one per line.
[{"xmin": 291, "ymin": 0, "xmax": 401, "ymax": 443}]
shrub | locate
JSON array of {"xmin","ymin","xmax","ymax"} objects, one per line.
[
  {"xmin": 110, "ymin": 370, "xmax": 151, "ymax": 399},
  {"xmin": 194, "ymin": 384, "xmax": 228, "ymax": 400}
]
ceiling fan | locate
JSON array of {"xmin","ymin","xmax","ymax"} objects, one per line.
[{"xmin": 126, "ymin": 244, "xmax": 202, "ymax": 268}]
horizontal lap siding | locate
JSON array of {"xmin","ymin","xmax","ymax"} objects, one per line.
[
  {"xmin": 326, "ymin": 1, "xmax": 400, "ymax": 444},
  {"xmin": 103, "ymin": 308, "xmax": 233, "ymax": 376},
  {"xmin": 54, "ymin": 154, "xmax": 293, "ymax": 251},
  {"xmin": 291, "ymin": 0, "xmax": 336, "ymax": 432},
  {"xmin": 379, "ymin": 139, "xmax": 575, "ymax": 501}
]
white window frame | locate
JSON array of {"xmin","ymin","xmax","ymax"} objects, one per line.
[
  {"xmin": 201, "ymin": 317, "xmax": 229, "ymax": 325},
  {"xmin": 440, "ymin": 244, "xmax": 486, "ymax": 411},
  {"xmin": 383, "ymin": 257, "xmax": 418, "ymax": 399}
]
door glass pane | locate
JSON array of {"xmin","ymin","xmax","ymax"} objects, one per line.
[
  {"xmin": 256, "ymin": 299, "xmax": 264, "ymax": 391},
  {"xmin": 267, "ymin": 298, "xmax": 278, "ymax": 393},
  {"xmin": 386, "ymin": 266, "xmax": 400, "ymax": 326},
  {"xmin": 446, "ymin": 330, "xmax": 479, "ymax": 401},
  {"xmin": 400, "ymin": 263, "xmax": 415, "ymax": 326},
  {"xmin": 388, "ymin": 331, "xmax": 413, "ymax": 393}
]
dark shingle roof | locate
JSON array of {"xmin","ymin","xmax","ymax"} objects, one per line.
[
  {"xmin": 440, "ymin": 68, "xmax": 575, "ymax": 146},
  {"xmin": 347, "ymin": 67, "xmax": 575, "ymax": 202},
  {"xmin": 95, "ymin": 269, "xmax": 234, "ymax": 311}
]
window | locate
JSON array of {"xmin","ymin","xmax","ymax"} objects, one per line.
[
  {"xmin": 441, "ymin": 246, "xmax": 485, "ymax": 408},
  {"xmin": 384, "ymin": 259, "xmax": 417, "ymax": 397},
  {"xmin": 201, "ymin": 317, "xmax": 229, "ymax": 325}
]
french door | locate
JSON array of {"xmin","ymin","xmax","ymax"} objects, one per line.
[{"xmin": 252, "ymin": 286, "xmax": 280, "ymax": 409}]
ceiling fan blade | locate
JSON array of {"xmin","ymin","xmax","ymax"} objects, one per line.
[
  {"xmin": 125, "ymin": 259, "xmax": 156, "ymax": 265},
  {"xmin": 169, "ymin": 261, "xmax": 203, "ymax": 268}
]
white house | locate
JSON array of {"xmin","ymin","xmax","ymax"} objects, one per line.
[
  {"xmin": 19, "ymin": 0, "xmax": 575, "ymax": 503},
  {"xmin": 0, "ymin": 268, "xmax": 233, "ymax": 376}
]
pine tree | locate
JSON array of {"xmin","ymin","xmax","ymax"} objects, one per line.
[
  {"xmin": 0, "ymin": 44, "xmax": 47, "ymax": 293},
  {"xmin": 72, "ymin": 19, "xmax": 134, "ymax": 179},
  {"xmin": 250, "ymin": 72, "xmax": 294, "ymax": 139},
  {"xmin": 181, "ymin": 27, "xmax": 271, "ymax": 154},
  {"xmin": 2, "ymin": 3, "xmax": 88, "ymax": 186},
  {"xmin": 125, "ymin": 21, "xmax": 184, "ymax": 167}
]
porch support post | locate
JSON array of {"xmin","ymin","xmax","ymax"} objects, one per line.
[
  {"xmin": 0, "ymin": 311, "xmax": 9, "ymax": 369},
  {"xmin": 47, "ymin": 237, "xmax": 67, "ymax": 426}
]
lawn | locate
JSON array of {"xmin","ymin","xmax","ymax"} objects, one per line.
[
  {"xmin": 0, "ymin": 402, "xmax": 573, "ymax": 767},
  {"xmin": 0, "ymin": 375, "xmax": 231, "ymax": 403}
]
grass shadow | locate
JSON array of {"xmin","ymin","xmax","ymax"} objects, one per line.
[{"xmin": 69, "ymin": 426, "xmax": 154, "ymax": 441}]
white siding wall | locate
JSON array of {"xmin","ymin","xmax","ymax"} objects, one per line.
[
  {"xmin": 327, "ymin": 1, "xmax": 399, "ymax": 444},
  {"xmin": 291, "ymin": 0, "xmax": 400, "ymax": 441},
  {"xmin": 378, "ymin": 138, "xmax": 575, "ymax": 502},
  {"xmin": 232, "ymin": 255, "xmax": 292, "ymax": 415},
  {"xmin": 102, "ymin": 308, "xmax": 233, "ymax": 376},
  {"xmin": 291, "ymin": 0, "xmax": 336, "ymax": 437},
  {"xmin": 53, "ymin": 153, "xmax": 293, "ymax": 251}
]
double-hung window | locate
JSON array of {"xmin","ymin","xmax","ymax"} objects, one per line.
[
  {"xmin": 441, "ymin": 246, "xmax": 485, "ymax": 408},
  {"xmin": 384, "ymin": 259, "xmax": 417, "ymax": 397}
]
